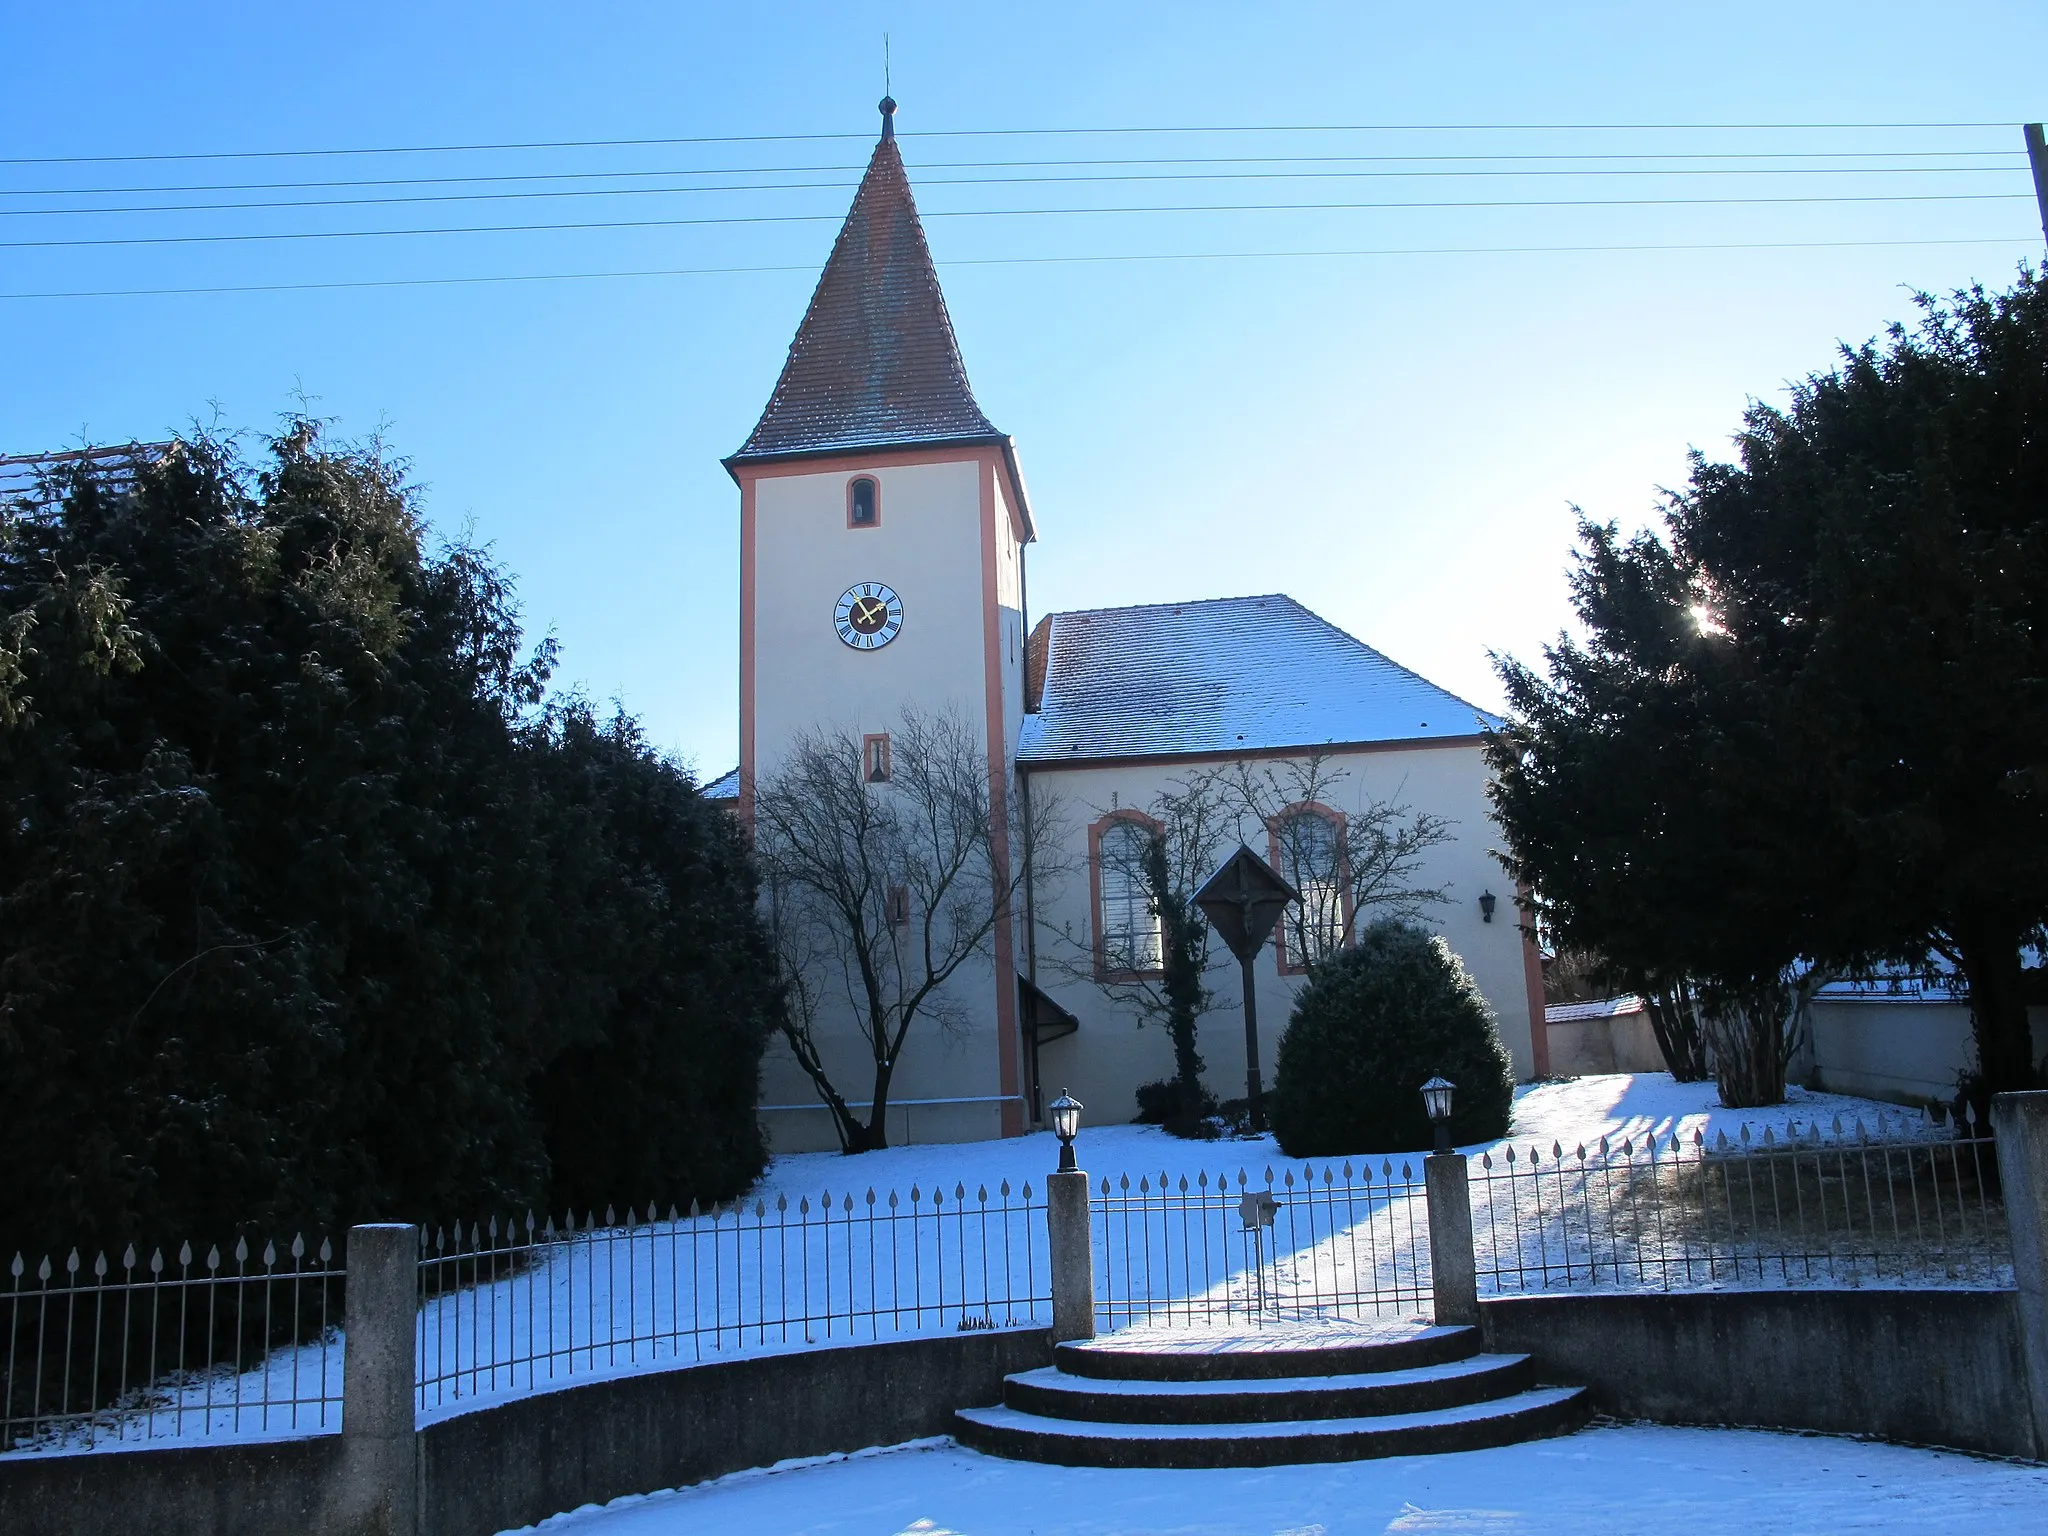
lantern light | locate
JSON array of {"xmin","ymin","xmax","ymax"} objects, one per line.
[
  {"xmin": 1478, "ymin": 890, "xmax": 1497, "ymax": 923},
  {"xmin": 1049, "ymin": 1090, "xmax": 1084, "ymax": 1171},
  {"xmin": 1420, "ymin": 1076, "xmax": 1456, "ymax": 1155}
]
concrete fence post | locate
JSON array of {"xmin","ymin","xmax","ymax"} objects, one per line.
[
  {"xmin": 1046, "ymin": 1169, "xmax": 1095, "ymax": 1343},
  {"xmin": 341, "ymin": 1223, "xmax": 419, "ymax": 1536},
  {"xmin": 1991, "ymin": 1091, "xmax": 2048, "ymax": 1461},
  {"xmin": 1424, "ymin": 1152, "xmax": 1479, "ymax": 1329}
]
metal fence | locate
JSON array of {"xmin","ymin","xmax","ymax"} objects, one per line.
[
  {"xmin": 1093, "ymin": 1160, "xmax": 1432, "ymax": 1330},
  {"xmin": 1472, "ymin": 1109, "xmax": 2010, "ymax": 1294},
  {"xmin": 3, "ymin": 1107, "xmax": 2022, "ymax": 1448},
  {"xmin": 1, "ymin": 1234, "xmax": 343, "ymax": 1452},
  {"xmin": 416, "ymin": 1181, "xmax": 1048, "ymax": 1414}
]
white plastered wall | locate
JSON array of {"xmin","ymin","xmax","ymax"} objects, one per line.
[
  {"xmin": 1018, "ymin": 740, "xmax": 1541, "ymax": 1131},
  {"xmin": 748, "ymin": 456, "xmax": 1024, "ymax": 1152},
  {"xmin": 1802, "ymin": 1001, "xmax": 2048, "ymax": 1106}
]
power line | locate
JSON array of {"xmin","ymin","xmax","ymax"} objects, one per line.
[
  {"xmin": 2, "ymin": 149, "xmax": 2026, "ymax": 201},
  {"xmin": 0, "ymin": 235, "xmax": 2030, "ymax": 301},
  {"xmin": 0, "ymin": 120, "xmax": 2021, "ymax": 168},
  {"xmin": 0, "ymin": 191, "xmax": 2028, "ymax": 251},
  {"xmin": 3, "ymin": 161, "xmax": 2029, "ymax": 221}
]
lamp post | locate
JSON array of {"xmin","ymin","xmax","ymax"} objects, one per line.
[
  {"xmin": 1194, "ymin": 845, "xmax": 1300, "ymax": 1134},
  {"xmin": 1044, "ymin": 1089, "xmax": 1094, "ymax": 1341},
  {"xmin": 1421, "ymin": 1075, "xmax": 1455, "ymax": 1154},
  {"xmin": 1478, "ymin": 890, "xmax": 1497, "ymax": 924},
  {"xmin": 1049, "ymin": 1089, "xmax": 1083, "ymax": 1172},
  {"xmin": 1418, "ymin": 1073, "xmax": 1478, "ymax": 1326}
]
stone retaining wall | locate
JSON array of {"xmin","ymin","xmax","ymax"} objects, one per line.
[
  {"xmin": 3, "ymin": 1288, "xmax": 2035, "ymax": 1535},
  {"xmin": 0, "ymin": 1328, "xmax": 1053, "ymax": 1536},
  {"xmin": 1483, "ymin": 1287, "xmax": 2032, "ymax": 1460}
]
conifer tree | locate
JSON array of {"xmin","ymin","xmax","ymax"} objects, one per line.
[
  {"xmin": 1490, "ymin": 271, "xmax": 2048, "ymax": 1105},
  {"xmin": 0, "ymin": 423, "xmax": 779, "ymax": 1248}
]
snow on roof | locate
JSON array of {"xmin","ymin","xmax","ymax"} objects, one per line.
[
  {"xmin": 702, "ymin": 767, "xmax": 740, "ymax": 801},
  {"xmin": 1545, "ymin": 995, "xmax": 1645, "ymax": 1024},
  {"xmin": 1815, "ymin": 973, "xmax": 1966, "ymax": 1004},
  {"xmin": 1542, "ymin": 970, "xmax": 1972, "ymax": 1025},
  {"xmin": 1, "ymin": 443, "xmax": 173, "ymax": 509},
  {"xmin": 1017, "ymin": 595, "xmax": 1499, "ymax": 764}
]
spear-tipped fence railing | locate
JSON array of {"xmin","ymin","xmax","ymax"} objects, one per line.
[
  {"xmin": 1092, "ymin": 1160, "xmax": 1431, "ymax": 1330},
  {"xmin": 1471, "ymin": 1108, "xmax": 2010, "ymax": 1294},
  {"xmin": 415, "ymin": 1180, "xmax": 1048, "ymax": 1414},
  {"xmin": 1, "ymin": 1233, "xmax": 342, "ymax": 1452}
]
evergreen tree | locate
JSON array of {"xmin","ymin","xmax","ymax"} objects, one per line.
[
  {"xmin": 1490, "ymin": 271, "xmax": 2048, "ymax": 1105},
  {"xmin": 0, "ymin": 423, "xmax": 777, "ymax": 1250}
]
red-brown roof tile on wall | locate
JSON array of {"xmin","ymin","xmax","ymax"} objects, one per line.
[{"xmin": 728, "ymin": 123, "xmax": 1002, "ymax": 465}]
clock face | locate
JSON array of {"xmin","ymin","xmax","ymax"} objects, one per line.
[{"xmin": 834, "ymin": 582, "xmax": 904, "ymax": 650}]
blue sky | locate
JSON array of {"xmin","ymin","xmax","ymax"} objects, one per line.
[{"xmin": 4, "ymin": 2, "xmax": 2044, "ymax": 777}]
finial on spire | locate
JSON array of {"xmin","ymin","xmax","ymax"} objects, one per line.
[{"xmin": 879, "ymin": 95, "xmax": 897, "ymax": 142}]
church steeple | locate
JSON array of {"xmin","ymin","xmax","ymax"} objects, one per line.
[{"xmin": 726, "ymin": 99, "xmax": 1002, "ymax": 468}]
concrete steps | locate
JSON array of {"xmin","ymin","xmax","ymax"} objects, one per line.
[{"xmin": 954, "ymin": 1318, "xmax": 1590, "ymax": 1468}]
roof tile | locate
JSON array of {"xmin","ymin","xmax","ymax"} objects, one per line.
[{"xmin": 728, "ymin": 111, "xmax": 1001, "ymax": 465}]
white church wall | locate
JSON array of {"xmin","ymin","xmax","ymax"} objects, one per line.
[
  {"xmin": 750, "ymin": 458, "xmax": 994, "ymax": 776},
  {"xmin": 746, "ymin": 453, "xmax": 1027, "ymax": 1154},
  {"xmin": 1019, "ymin": 740, "xmax": 1543, "ymax": 1132}
]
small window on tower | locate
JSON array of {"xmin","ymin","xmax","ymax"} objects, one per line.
[
  {"xmin": 863, "ymin": 732, "xmax": 892, "ymax": 783},
  {"xmin": 886, "ymin": 884, "xmax": 911, "ymax": 928},
  {"xmin": 848, "ymin": 476, "xmax": 879, "ymax": 528}
]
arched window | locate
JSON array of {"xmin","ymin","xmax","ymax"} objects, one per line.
[
  {"xmin": 1273, "ymin": 806, "xmax": 1347, "ymax": 969},
  {"xmin": 848, "ymin": 476, "xmax": 880, "ymax": 528},
  {"xmin": 863, "ymin": 732, "xmax": 892, "ymax": 782},
  {"xmin": 1096, "ymin": 816, "xmax": 1163, "ymax": 975}
]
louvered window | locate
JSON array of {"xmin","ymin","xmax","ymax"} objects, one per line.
[
  {"xmin": 1099, "ymin": 820, "xmax": 1162, "ymax": 973},
  {"xmin": 1276, "ymin": 809, "xmax": 1346, "ymax": 964}
]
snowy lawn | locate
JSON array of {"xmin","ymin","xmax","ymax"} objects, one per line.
[
  {"xmin": 754, "ymin": 1073, "xmax": 1927, "ymax": 1201},
  {"xmin": 500, "ymin": 1426, "xmax": 2048, "ymax": 1535}
]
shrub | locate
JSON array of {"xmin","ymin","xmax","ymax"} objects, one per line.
[
  {"xmin": 1133, "ymin": 1077, "xmax": 1219, "ymax": 1139},
  {"xmin": 1269, "ymin": 920, "xmax": 1514, "ymax": 1157}
]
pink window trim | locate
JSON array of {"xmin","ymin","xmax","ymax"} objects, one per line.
[
  {"xmin": 1267, "ymin": 802, "xmax": 1353, "ymax": 976},
  {"xmin": 846, "ymin": 475, "xmax": 882, "ymax": 530}
]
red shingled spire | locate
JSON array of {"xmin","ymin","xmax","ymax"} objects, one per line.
[{"xmin": 727, "ymin": 99, "xmax": 1002, "ymax": 466}]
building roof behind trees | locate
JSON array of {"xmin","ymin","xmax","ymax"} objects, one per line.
[{"xmin": 0, "ymin": 443, "xmax": 174, "ymax": 510}]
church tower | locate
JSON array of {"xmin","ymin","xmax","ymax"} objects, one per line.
[{"xmin": 726, "ymin": 98, "xmax": 1034, "ymax": 1145}]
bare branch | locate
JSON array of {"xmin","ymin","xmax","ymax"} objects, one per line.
[{"xmin": 752, "ymin": 708, "xmax": 1065, "ymax": 1151}]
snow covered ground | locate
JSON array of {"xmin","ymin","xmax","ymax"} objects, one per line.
[
  {"xmin": 501, "ymin": 1427, "xmax": 2048, "ymax": 1536},
  {"xmin": 756, "ymin": 1072, "xmax": 1944, "ymax": 1203}
]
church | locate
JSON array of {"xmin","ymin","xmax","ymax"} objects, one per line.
[{"xmin": 706, "ymin": 101, "xmax": 1547, "ymax": 1152}]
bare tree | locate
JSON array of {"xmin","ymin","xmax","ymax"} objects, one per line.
[
  {"xmin": 1229, "ymin": 752, "xmax": 1454, "ymax": 969},
  {"xmin": 1053, "ymin": 770, "xmax": 1238, "ymax": 1131},
  {"xmin": 752, "ymin": 709, "xmax": 1060, "ymax": 1153},
  {"xmin": 1045, "ymin": 753, "xmax": 1453, "ymax": 1133}
]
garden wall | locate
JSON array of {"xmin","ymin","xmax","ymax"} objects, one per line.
[
  {"xmin": 1800, "ymin": 1001, "xmax": 2048, "ymax": 1106},
  {"xmin": 4, "ymin": 1291, "xmax": 2034, "ymax": 1535},
  {"xmin": 418, "ymin": 1327, "xmax": 1053, "ymax": 1536},
  {"xmin": 0, "ymin": 1327, "xmax": 1053, "ymax": 1536},
  {"xmin": 1544, "ymin": 1007, "xmax": 1666, "ymax": 1077},
  {"xmin": 1483, "ymin": 1287, "xmax": 2033, "ymax": 1460},
  {"xmin": 0, "ymin": 1436, "xmax": 348, "ymax": 1536}
]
